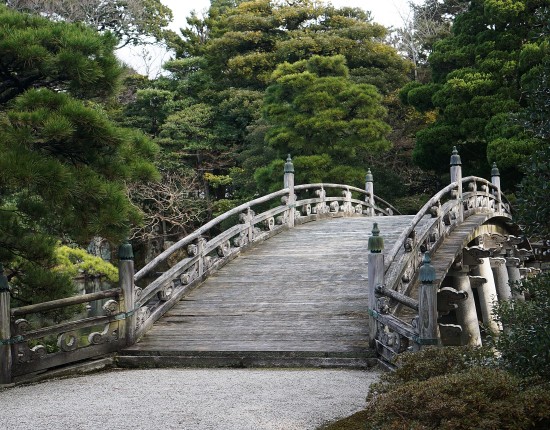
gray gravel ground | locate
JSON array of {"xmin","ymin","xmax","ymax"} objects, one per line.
[{"xmin": 0, "ymin": 368, "xmax": 379, "ymax": 430}]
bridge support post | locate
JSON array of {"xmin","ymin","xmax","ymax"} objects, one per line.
[
  {"xmin": 471, "ymin": 258, "xmax": 500, "ymax": 335},
  {"xmin": 367, "ymin": 223, "xmax": 384, "ymax": 346},
  {"xmin": 119, "ymin": 241, "xmax": 136, "ymax": 346},
  {"xmin": 0, "ymin": 263, "xmax": 12, "ymax": 385},
  {"xmin": 491, "ymin": 163, "xmax": 502, "ymax": 213},
  {"xmin": 452, "ymin": 271, "xmax": 482, "ymax": 346},
  {"xmin": 506, "ymin": 257, "xmax": 524, "ymax": 300},
  {"xmin": 490, "ymin": 257, "xmax": 511, "ymax": 301},
  {"xmin": 417, "ymin": 253, "xmax": 439, "ymax": 347},
  {"xmin": 365, "ymin": 169, "xmax": 374, "ymax": 216},
  {"xmin": 450, "ymin": 147, "xmax": 463, "ymax": 222},
  {"xmin": 284, "ymin": 155, "xmax": 295, "ymax": 228}
]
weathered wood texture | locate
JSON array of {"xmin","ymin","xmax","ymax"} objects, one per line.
[{"xmin": 120, "ymin": 216, "xmax": 413, "ymax": 367}]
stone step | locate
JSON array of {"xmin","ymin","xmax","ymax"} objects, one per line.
[{"xmin": 116, "ymin": 349, "xmax": 379, "ymax": 370}]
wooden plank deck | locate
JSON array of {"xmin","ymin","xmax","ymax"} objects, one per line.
[{"xmin": 119, "ymin": 216, "xmax": 414, "ymax": 368}]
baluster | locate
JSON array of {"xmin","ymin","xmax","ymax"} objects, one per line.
[
  {"xmin": 417, "ymin": 253, "xmax": 439, "ymax": 347},
  {"xmin": 368, "ymin": 223, "xmax": 384, "ymax": 346},
  {"xmin": 450, "ymin": 147, "xmax": 463, "ymax": 222},
  {"xmin": 284, "ymin": 154, "xmax": 295, "ymax": 228},
  {"xmin": 118, "ymin": 241, "xmax": 136, "ymax": 346},
  {"xmin": 491, "ymin": 162, "xmax": 502, "ymax": 213},
  {"xmin": 197, "ymin": 236, "xmax": 206, "ymax": 277},
  {"xmin": 247, "ymin": 207, "xmax": 254, "ymax": 243},
  {"xmin": 0, "ymin": 263, "xmax": 12, "ymax": 385},
  {"xmin": 365, "ymin": 169, "xmax": 374, "ymax": 216}
]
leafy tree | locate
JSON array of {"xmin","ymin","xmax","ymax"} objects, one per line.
[
  {"xmin": 0, "ymin": 5, "xmax": 122, "ymax": 104},
  {"xmin": 392, "ymin": 0, "xmax": 469, "ymax": 82},
  {"xmin": 0, "ymin": 7, "xmax": 159, "ymax": 306},
  {"xmin": 491, "ymin": 273, "xmax": 550, "ymax": 381},
  {"xmin": 400, "ymin": 0, "xmax": 548, "ymax": 182},
  {"xmin": 260, "ymin": 55, "xmax": 391, "ymax": 188},
  {"xmin": 4, "ymin": 0, "xmax": 174, "ymax": 47}
]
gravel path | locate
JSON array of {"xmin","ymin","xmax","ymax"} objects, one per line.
[{"xmin": 0, "ymin": 368, "xmax": 379, "ymax": 430}]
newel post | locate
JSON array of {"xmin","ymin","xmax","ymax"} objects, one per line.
[
  {"xmin": 119, "ymin": 240, "xmax": 136, "ymax": 346},
  {"xmin": 284, "ymin": 154, "xmax": 295, "ymax": 228},
  {"xmin": 0, "ymin": 263, "xmax": 12, "ymax": 385},
  {"xmin": 367, "ymin": 223, "xmax": 384, "ymax": 346},
  {"xmin": 450, "ymin": 146, "xmax": 463, "ymax": 222},
  {"xmin": 365, "ymin": 169, "xmax": 375, "ymax": 216},
  {"xmin": 417, "ymin": 253, "xmax": 439, "ymax": 347},
  {"xmin": 491, "ymin": 162, "xmax": 502, "ymax": 213}
]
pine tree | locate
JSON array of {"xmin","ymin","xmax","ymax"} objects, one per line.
[{"xmin": 0, "ymin": 6, "xmax": 159, "ymax": 305}]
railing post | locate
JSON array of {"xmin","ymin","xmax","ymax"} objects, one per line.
[
  {"xmin": 118, "ymin": 241, "xmax": 136, "ymax": 346},
  {"xmin": 368, "ymin": 223, "xmax": 384, "ymax": 346},
  {"xmin": 417, "ymin": 253, "xmax": 439, "ymax": 347},
  {"xmin": 284, "ymin": 154, "xmax": 295, "ymax": 228},
  {"xmin": 450, "ymin": 146, "xmax": 463, "ymax": 222},
  {"xmin": 491, "ymin": 162, "xmax": 502, "ymax": 213},
  {"xmin": 0, "ymin": 263, "xmax": 12, "ymax": 385},
  {"xmin": 365, "ymin": 169, "xmax": 374, "ymax": 216}
]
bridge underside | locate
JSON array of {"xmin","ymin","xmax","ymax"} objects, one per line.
[{"xmin": 118, "ymin": 216, "xmax": 414, "ymax": 368}]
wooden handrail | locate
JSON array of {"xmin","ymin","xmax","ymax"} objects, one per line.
[
  {"xmin": 135, "ymin": 188, "xmax": 290, "ymax": 281},
  {"xmin": 11, "ymin": 288, "xmax": 121, "ymax": 317}
]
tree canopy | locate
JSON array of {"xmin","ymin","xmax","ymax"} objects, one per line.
[
  {"xmin": 0, "ymin": 6, "xmax": 159, "ymax": 305},
  {"xmin": 400, "ymin": 0, "xmax": 548, "ymax": 182},
  {"xmin": 4, "ymin": 0, "xmax": 174, "ymax": 47},
  {"xmin": 257, "ymin": 55, "xmax": 391, "ymax": 189}
]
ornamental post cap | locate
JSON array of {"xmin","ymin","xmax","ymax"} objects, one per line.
[
  {"xmin": 450, "ymin": 146, "xmax": 462, "ymax": 166},
  {"xmin": 118, "ymin": 239, "xmax": 134, "ymax": 261},
  {"xmin": 284, "ymin": 154, "xmax": 294, "ymax": 173},
  {"xmin": 368, "ymin": 222, "xmax": 384, "ymax": 253},
  {"xmin": 491, "ymin": 162, "xmax": 500, "ymax": 177},
  {"xmin": 365, "ymin": 168, "xmax": 373, "ymax": 183},
  {"xmin": 0, "ymin": 263, "xmax": 9, "ymax": 292},
  {"xmin": 419, "ymin": 252, "xmax": 436, "ymax": 283}
]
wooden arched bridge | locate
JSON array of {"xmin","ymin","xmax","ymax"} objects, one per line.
[{"xmin": 0, "ymin": 150, "xmax": 535, "ymax": 384}]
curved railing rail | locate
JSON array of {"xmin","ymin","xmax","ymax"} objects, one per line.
[
  {"xmin": 131, "ymin": 182, "xmax": 398, "ymax": 339},
  {"xmin": 384, "ymin": 176, "xmax": 511, "ymax": 294},
  {"xmin": 369, "ymin": 175, "xmax": 514, "ymax": 362}
]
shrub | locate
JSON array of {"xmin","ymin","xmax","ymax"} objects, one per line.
[
  {"xmin": 491, "ymin": 272, "xmax": 550, "ymax": 380},
  {"xmin": 363, "ymin": 347, "xmax": 549, "ymax": 430}
]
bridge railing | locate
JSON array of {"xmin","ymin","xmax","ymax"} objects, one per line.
[
  {"xmin": 368, "ymin": 149, "xmax": 514, "ymax": 362},
  {"xmin": 0, "ymin": 155, "xmax": 395, "ymax": 384},
  {"xmin": 384, "ymin": 175, "xmax": 511, "ymax": 295},
  {"xmin": 0, "ymin": 281, "xmax": 128, "ymax": 383},
  {"xmin": 131, "ymin": 158, "xmax": 397, "ymax": 340}
]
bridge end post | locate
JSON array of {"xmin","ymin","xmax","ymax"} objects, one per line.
[
  {"xmin": 367, "ymin": 223, "xmax": 384, "ymax": 347},
  {"xmin": 0, "ymin": 263, "xmax": 12, "ymax": 385},
  {"xmin": 417, "ymin": 253, "xmax": 440, "ymax": 348},
  {"xmin": 119, "ymin": 240, "xmax": 136, "ymax": 346},
  {"xmin": 284, "ymin": 155, "xmax": 295, "ymax": 227},
  {"xmin": 365, "ymin": 169, "xmax": 375, "ymax": 216},
  {"xmin": 491, "ymin": 163, "xmax": 502, "ymax": 213},
  {"xmin": 450, "ymin": 146, "xmax": 463, "ymax": 222}
]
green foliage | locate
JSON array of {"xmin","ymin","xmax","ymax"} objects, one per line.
[
  {"xmin": 0, "ymin": 5, "xmax": 121, "ymax": 104},
  {"xmin": 491, "ymin": 273, "xmax": 550, "ymax": 380},
  {"xmin": 401, "ymin": 0, "xmax": 548, "ymax": 181},
  {"xmin": 54, "ymin": 245, "xmax": 118, "ymax": 283},
  {"xmin": 366, "ymin": 366, "xmax": 549, "ymax": 429},
  {"xmin": 363, "ymin": 347, "xmax": 550, "ymax": 430},
  {"xmin": 261, "ymin": 55, "xmax": 390, "ymax": 188},
  {"xmin": 5, "ymin": 0, "xmax": 174, "ymax": 48},
  {"xmin": 157, "ymin": 0, "xmax": 411, "ymax": 201},
  {"xmin": 515, "ymin": 145, "xmax": 550, "ymax": 238},
  {"xmin": 0, "ymin": 7, "xmax": 159, "ymax": 306}
]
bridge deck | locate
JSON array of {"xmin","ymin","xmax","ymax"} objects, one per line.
[{"xmin": 120, "ymin": 216, "xmax": 414, "ymax": 368}]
